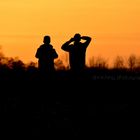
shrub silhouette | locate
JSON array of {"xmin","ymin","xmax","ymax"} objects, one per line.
[
  {"xmin": 114, "ymin": 56, "xmax": 125, "ymax": 69},
  {"xmin": 88, "ymin": 56, "xmax": 109, "ymax": 71},
  {"xmin": 128, "ymin": 54, "xmax": 137, "ymax": 70}
]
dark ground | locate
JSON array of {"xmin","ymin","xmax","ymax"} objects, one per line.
[
  {"xmin": 0, "ymin": 53, "xmax": 140, "ymax": 138},
  {"xmin": 0, "ymin": 78, "xmax": 139, "ymax": 138}
]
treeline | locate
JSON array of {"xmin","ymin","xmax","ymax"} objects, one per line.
[
  {"xmin": 89, "ymin": 55, "xmax": 140, "ymax": 70},
  {"xmin": 1, "ymin": 51, "xmax": 140, "ymax": 71},
  {"xmin": 1, "ymin": 49, "xmax": 140, "ymax": 80}
]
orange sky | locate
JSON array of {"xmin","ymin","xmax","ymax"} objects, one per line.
[{"xmin": 0, "ymin": 0, "xmax": 140, "ymax": 65}]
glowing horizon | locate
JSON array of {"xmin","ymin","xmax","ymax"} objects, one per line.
[{"xmin": 0, "ymin": 0, "xmax": 140, "ymax": 65}]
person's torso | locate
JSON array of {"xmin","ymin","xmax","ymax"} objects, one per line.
[
  {"xmin": 38, "ymin": 44, "xmax": 55, "ymax": 63},
  {"xmin": 69, "ymin": 43, "xmax": 86, "ymax": 68}
]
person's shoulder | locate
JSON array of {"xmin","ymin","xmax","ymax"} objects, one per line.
[
  {"xmin": 38, "ymin": 44, "xmax": 44, "ymax": 49},
  {"xmin": 81, "ymin": 41, "xmax": 89, "ymax": 48},
  {"xmin": 80, "ymin": 42, "xmax": 85, "ymax": 46},
  {"xmin": 49, "ymin": 44, "xmax": 53, "ymax": 49},
  {"xmin": 69, "ymin": 44, "xmax": 74, "ymax": 48},
  {"xmin": 40, "ymin": 44, "xmax": 45, "ymax": 47}
]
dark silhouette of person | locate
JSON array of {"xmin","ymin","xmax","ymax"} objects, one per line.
[
  {"xmin": 61, "ymin": 33, "xmax": 91, "ymax": 72},
  {"xmin": 35, "ymin": 36, "xmax": 58, "ymax": 74}
]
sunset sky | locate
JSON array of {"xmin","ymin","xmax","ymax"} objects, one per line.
[{"xmin": 0, "ymin": 0, "xmax": 140, "ymax": 65}]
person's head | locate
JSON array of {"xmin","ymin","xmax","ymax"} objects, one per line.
[
  {"xmin": 43, "ymin": 36, "xmax": 51, "ymax": 44},
  {"xmin": 73, "ymin": 33, "xmax": 81, "ymax": 42}
]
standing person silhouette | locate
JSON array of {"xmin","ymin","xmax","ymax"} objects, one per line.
[
  {"xmin": 61, "ymin": 33, "xmax": 91, "ymax": 72},
  {"xmin": 35, "ymin": 36, "xmax": 58, "ymax": 75}
]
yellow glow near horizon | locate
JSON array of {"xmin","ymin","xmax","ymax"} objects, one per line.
[{"xmin": 0, "ymin": 0, "xmax": 140, "ymax": 65}]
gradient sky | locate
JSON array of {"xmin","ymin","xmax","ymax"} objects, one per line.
[{"xmin": 0, "ymin": 0, "xmax": 140, "ymax": 65}]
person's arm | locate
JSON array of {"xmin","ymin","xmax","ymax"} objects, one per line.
[
  {"xmin": 81, "ymin": 36, "xmax": 92, "ymax": 47},
  {"xmin": 61, "ymin": 38, "xmax": 74, "ymax": 52},
  {"xmin": 52, "ymin": 49, "xmax": 58, "ymax": 59},
  {"xmin": 35, "ymin": 48, "xmax": 40, "ymax": 58}
]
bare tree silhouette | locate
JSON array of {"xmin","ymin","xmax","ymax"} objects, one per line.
[
  {"xmin": 128, "ymin": 54, "xmax": 137, "ymax": 70},
  {"xmin": 114, "ymin": 56, "xmax": 125, "ymax": 69}
]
